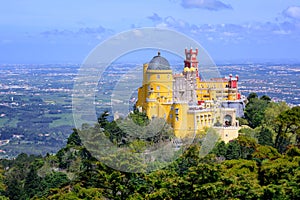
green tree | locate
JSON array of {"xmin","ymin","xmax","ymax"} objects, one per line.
[
  {"xmin": 67, "ymin": 129, "xmax": 82, "ymax": 146},
  {"xmin": 212, "ymin": 141, "xmax": 227, "ymax": 157},
  {"xmin": 225, "ymin": 140, "xmax": 240, "ymax": 160},
  {"xmin": 258, "ymin": 126, "xmax": 274, "ymax": 147},
  {"xmin": 264, "ymin": 101, "xmax": 289, "ymax": 128},
  {"xmin": 260, "ymin": 157, "xmax": 298, "ymax": 185},
  {"xmin": 237, "ymin": 135, "xmax": 258, "ymax": 159},
  {"xmin": 98, "ymin": 111, "xmax": 109, "ymax": 128},
  {"xmin": 237, "ymin": 117, "xmax": 249, "ymax": 126},
  {"xmin": 45, "ymin": 184, "xmax": 104, "ymax": 200},
  {"xmin": 260, "ymin": 95, "xmax": 271, "ymax": 102},
  {"xmin": 245, "ymin": 97, "xmax": 269, "ymax": 128},
  {"xmin": 174, "ymin": 144, "xmax": 201, "ymax": 175},
  {"xmin": 285, "ymin": 145, "xmax": 300, "ymax": 158},
  {"xmin": 37, "ymin": 172, "xmax": 70, "ymax": 197},
  {"xmin": 247, "ymin": 92, "xmax": 258, "ymax": 101},
  {"xmin": 239, "ymin": 127, "xmax": 257, "ymax": 139},
  {"xmin": 261, "ymin": 184, "xmax": 287, "ymax": 199},
  {"xmin": 0, "ymin": 168, "xmax": 8, "ymax": 200},
  {"xmin": 220, "ymin": 160, "xmax": 263, "ymax": 199},
  {"xmin": 23, "ymin": 166, "xmax": 43, "ymax": 199},
  {"xmin": 252, "ymin": 145, "xmax": 281, "ymax": 161},
  {"xmin": 129, "ymin": 109, "xmax": 149, "ymax": 126},
  {"xmin": 274, "ymin": 106, "xmax": 300, "ymax": 152},
  {"xmin": 187, "ymin": 163, "xmax": 221, "ymax": 199}
]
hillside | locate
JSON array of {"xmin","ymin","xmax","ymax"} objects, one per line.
[{"xmin": 0, "ymin": 93, "xmax": 299, "ymax": 199}]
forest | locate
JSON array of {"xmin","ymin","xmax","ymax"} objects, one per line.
[{"xmin": 0, "ymin": 93, "xmax": 299, "ymax": 199}]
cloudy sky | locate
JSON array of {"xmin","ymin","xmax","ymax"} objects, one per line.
[{"xmin": 1, "ymin": 0, "xmax": 300, "ymax": 64}]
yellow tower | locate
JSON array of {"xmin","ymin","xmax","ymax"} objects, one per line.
[{"xmin": 136, "ymin": 52, "xmax": 173, "ymax": 121}]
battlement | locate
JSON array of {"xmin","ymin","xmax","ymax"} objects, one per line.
[{"xmin": 185, "ymin": 47, "xmax": 199, "ymax": 57}]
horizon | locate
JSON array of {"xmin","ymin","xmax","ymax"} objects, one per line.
[
  {"xmin": 1, "ymin": 59, "xmax": 300, "ymax": 66},
  {"xmin": 1, "ymin": 60, "xmax": 300, "ymax": 65}
]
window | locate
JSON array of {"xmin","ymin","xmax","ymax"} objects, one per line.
[
  {"xmin": 157, "ymin": 74, "xmax": 160, "ymax": 79},
  {"xmin": 224, "ymin": 115, "xmax": 232, "ymax": 126},
  {"xmin": 157, "ymin": 86, "xmax": 160, "ymax": 90},
  {"xmin": 176, "ymin": 116, "xmax": 179, "ymax": 121},
  {"xmin": 175, "ymin": 108, "xmax": 179, "ymax": 115},
  {"xmin": 170, "ymin": 114, "xmax": 173, "ymax": 118}
]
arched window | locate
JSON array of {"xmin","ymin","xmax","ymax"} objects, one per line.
[{"xmin": 224, "ymin": 115, "xmax": 232, "ymax": 126}]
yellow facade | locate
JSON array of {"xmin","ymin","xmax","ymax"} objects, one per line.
[
  {"xmin": 137, "ymin": 63, "xmax": 173, "ymax": 120},
  {"xmin": 136, "ymin": 50, "xmax": 242, "ymax": 142}
]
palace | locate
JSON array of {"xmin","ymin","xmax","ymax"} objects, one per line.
[{"xmin": 136, "ymin": 48, "xmax": 245, "ymax": 142}]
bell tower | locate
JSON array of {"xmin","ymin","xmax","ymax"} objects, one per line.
[{"xmin": 184, "ymin": 48, "xmax": 199, "ymax": 77}]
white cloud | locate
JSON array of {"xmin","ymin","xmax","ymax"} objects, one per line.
[
  {"xmin": 156, "ymin": 23, "xmax": 169, "ymax": 28},
  {"xmin": 273, "ymin": 30, "xmax": 291, "ymax": 35},
  {"xmin": 222, "ymin": 31, "xmax": 236, "ymax": 37},
  {"xmin": 148, "ymin": 14, "xmax": 300, "ymax": 45},
  {"xmin": 283, "ymin": 6, "xmax": 300, "ymax": 20},
  {"xmin": 132, "ymin": 29, "xmax": 143, "ymax": 37},
  {"xmin": 40, "ymin": 26, "xmax": 113, "ymax": 40},
  {"xmin": 181, "ymin": 0, "xmax": 232, "ymax": 11},
  {"xmin": 147, "ymin": 13, "xmax": 162, "ymax": 22}
]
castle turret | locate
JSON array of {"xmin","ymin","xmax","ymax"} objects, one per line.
[
  {"xmin": 136, "ymin": 51, "xmax": 173, "ymax": 120},
  {"xmin": 184, "ymin": 48, "xmax": 199, "ymax": 78}
]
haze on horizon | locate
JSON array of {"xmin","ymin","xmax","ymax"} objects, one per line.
[{"xmin": 0, "ymin": 0, "xmax": 300, "ymax": 64}]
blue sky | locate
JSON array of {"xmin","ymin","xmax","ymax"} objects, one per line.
[{"xmin": 1, "ymin": 0, "xmax": 300, "ymax": 64}]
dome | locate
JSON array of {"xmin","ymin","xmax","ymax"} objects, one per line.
[{"xmin": 147, "ymin": 52, "xmax": 171, "ymax": 70}]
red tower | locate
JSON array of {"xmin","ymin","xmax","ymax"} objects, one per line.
[{"xmin": 184, "ymin": 48, "xmax": 199, "ymax": 77}]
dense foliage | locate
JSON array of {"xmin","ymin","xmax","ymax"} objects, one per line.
[
  {"xmin": 242, "ymin": 93, "xmax": 300, "ymax": 153},
  {"xmin": 0, "ymin": 94, "xmax": 299, "ymax": 199}
]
